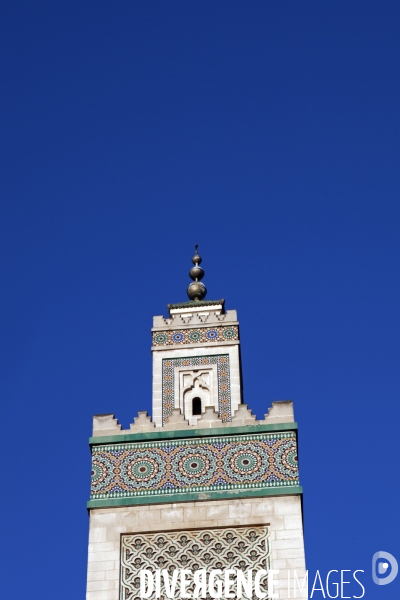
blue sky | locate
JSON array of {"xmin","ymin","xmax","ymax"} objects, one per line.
[{"xmin": 1, "ymin": 1, "xmax": 399, "ymax": 597}]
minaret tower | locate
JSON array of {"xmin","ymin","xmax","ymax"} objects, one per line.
[
  {"xmin": 86, "ymin": 248, "xmax": 307, "ymax": 600},
  {"xmin": 151, "ymin": 245, "xmax": 242, "ymax": 427}
]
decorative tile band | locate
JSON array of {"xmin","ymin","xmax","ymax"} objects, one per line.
[
  {"xmin": 121, "ymin": 526, "xmax": 270, "ymax": 600},
  {"xmin": 162, "ymin": 355, "xmax": 231, "ymax": 424},
  {"xmin": 90, "ymin": 432, "xmax": 299, "ymax": 500},
  {"xmin": 153, "ymin": 325, "xmax": 239, "ymax": 347}
]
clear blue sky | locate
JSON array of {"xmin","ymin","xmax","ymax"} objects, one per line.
[{"xmin": 1, "ymin": 1, "xmax": 399, "ymax": 597}]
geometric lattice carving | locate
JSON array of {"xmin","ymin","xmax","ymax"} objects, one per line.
[
  {"xmin": 162, "ymin": 355, "xmax": 231, "ymax": 424},
  {"xmin": 121, "ymin": 526, "xmax": 271, "ymax": 600},
  {"xmin": 90, "ymin": 432, "xmax": 299, "ymax": 501}
]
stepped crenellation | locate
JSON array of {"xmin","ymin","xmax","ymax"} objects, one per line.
[{"xmin": 91, "ymin": 400, "xmax": 294, "ymax": 437}]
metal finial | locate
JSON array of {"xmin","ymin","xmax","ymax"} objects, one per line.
[
  {"xmin": 187, "ymin": 245, "xmax": 207, "ymax": 301},
  {"xmin": 192, "ymin": 244, "xmax": 201, "ymax": 265}
]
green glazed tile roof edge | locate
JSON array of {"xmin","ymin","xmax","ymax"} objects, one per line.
[
  {"xmin": 89, "ymin": 421, "xmax": 298, "ymax": 445},
  {"xmin": 167, "ymin": 299, "xmax": 225, "ymax": 309},
  {"xmin": 87, "ymin": 485, "xmax": 303, "ymax": 509}
]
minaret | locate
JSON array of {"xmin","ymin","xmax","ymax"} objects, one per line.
[
  {"xmin": 86, "ymin": 249, "xmax": 307, "ymax": 600},
  {"xmin": 151, "ymin": 246, "xmax": 242, "ymax": 426}
]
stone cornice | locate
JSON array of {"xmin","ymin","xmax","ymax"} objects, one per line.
[{"xmin": 89, "ymin": 421, "xmax": 298, "ymax": 445}]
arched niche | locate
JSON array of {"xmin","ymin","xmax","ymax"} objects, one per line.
[
  {"xmin": 183, "ymin": 373, "xmax": 211, "ymax": 423},
  {"xmin": 192, "ymin": 396, "xmax": 202, "ymax": 415}
]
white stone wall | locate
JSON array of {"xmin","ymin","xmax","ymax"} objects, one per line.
[
  {"xmin": 86, "ymin": 495, "xmax": 307, "ymax": 600},
  {"xmin": 152, "ymin": 345, "xmax": 242, "ymax": 427}
]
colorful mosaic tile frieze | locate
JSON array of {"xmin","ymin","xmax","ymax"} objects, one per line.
[
  {"xmin": 162, "ymin": 355, "xmax": 231, "ymax": 424},
  {"xmin": 90, "ymin": 432, "xmax": 299, "ymax": 500},
  {"xmin": 121, "ymin": 526, "xmax": 271, "ymax": 600},
  {"xmin": 153, "ymin": 325, "xmax": 239, "ymax": 347}
]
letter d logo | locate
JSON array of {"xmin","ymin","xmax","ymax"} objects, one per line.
[{"xmin": 372, "ymin": 551, "xmax": 398, "ymax": 585}]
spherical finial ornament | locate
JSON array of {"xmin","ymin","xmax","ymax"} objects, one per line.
[
  {"xmin": 187, "ymin": 244, "xmax": 207, "ymax": 301},
  {"xmin": 187, "ymin": 281, "xmax": 207, "ymax": 301},
  {"xmin": 192, "ymin": 244, "xmax": 202, "ymax": 265},
  {"xmin": 189, "ymin": 265, "xmax": 204, "ymax": 281}
]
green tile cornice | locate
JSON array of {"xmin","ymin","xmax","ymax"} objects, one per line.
[
  {"xmin": 87, "ymin": 485, "xmax": 303, "ymax": 509},
  {"xmin": 167, "ymin": 299, "xmax": 225, "ymax": 310}
]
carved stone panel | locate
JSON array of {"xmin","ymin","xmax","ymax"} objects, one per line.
[{"xmin": 121, "ymin": 526, "xmax": 271, "ymax": 600}]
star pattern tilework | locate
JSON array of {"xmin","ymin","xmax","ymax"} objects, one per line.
[
  {"xmin": 153, "ymin": 325, "xmax": 239, "ymax": 347},
  {"xmin": 90, "ymin": 432, "xmax": 299, "ymax": 500}
]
